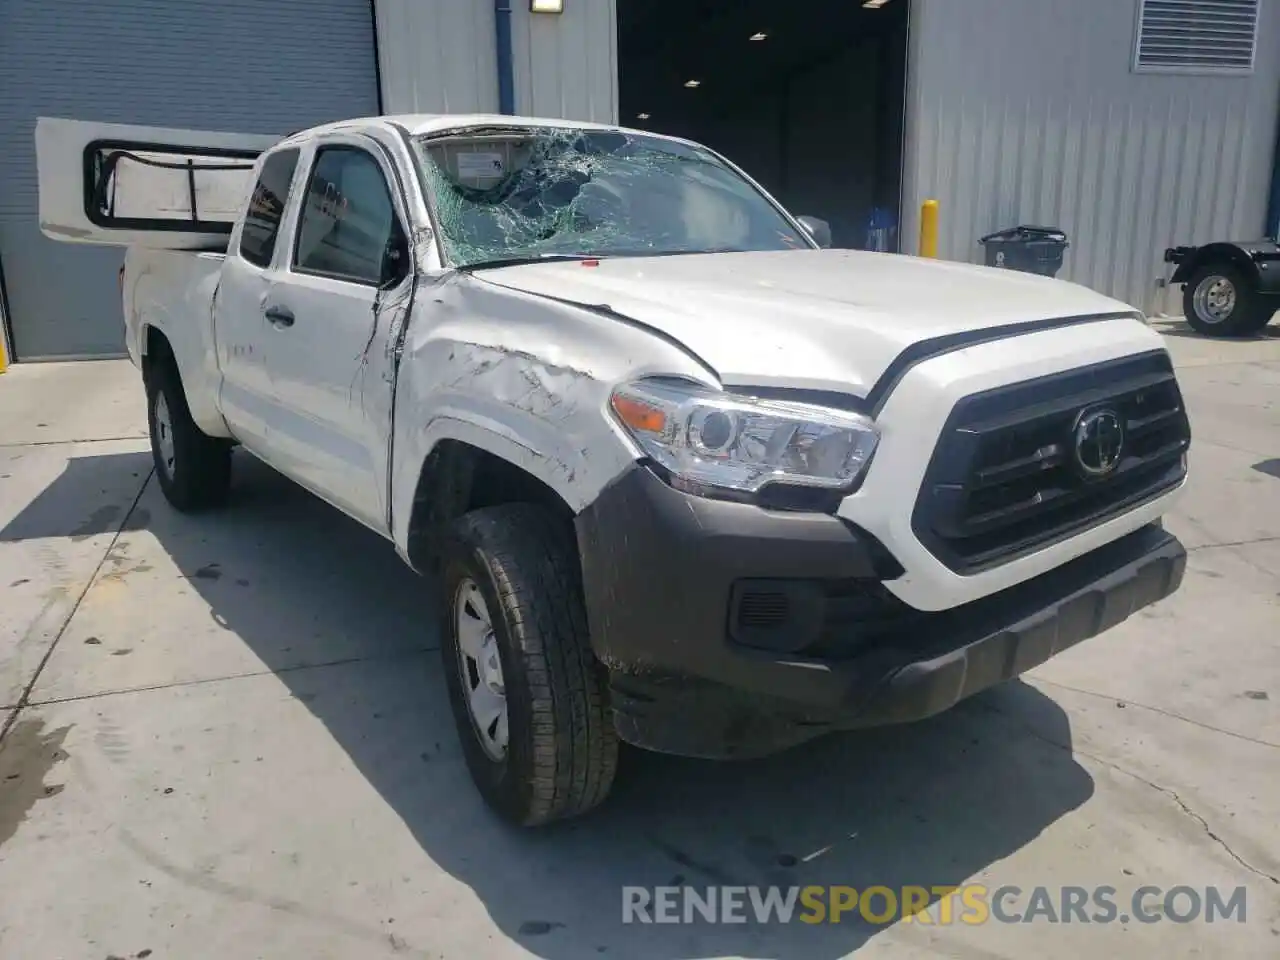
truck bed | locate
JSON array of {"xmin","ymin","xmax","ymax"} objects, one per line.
[{"xmin": 123, "ymin": 247, "xmax": 231, "ymax": 439}]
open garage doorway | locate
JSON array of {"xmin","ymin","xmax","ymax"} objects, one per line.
[{"xmin": 618, "ymin": 0, "xmax": 910, "ymax": 251}]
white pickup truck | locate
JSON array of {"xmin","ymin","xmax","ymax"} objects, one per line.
[{"xmin": 37, "ymin": 113, "xmax": 1191, "ymax": 825}]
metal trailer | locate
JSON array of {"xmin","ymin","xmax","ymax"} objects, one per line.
[{"xmin": 1165, "ymin": 241, "xmax": 1280, "ymax": 337}]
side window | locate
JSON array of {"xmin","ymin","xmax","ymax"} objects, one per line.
[
  {"xmin": 238, "ymin": 148, "xmax": 300, "ymax": 268},
  {"xmin": 293, "ymin": 147, "xmax": 397, "ymax": 285}
]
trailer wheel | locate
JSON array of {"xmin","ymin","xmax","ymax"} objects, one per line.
[
  {"xmin": 1183, "ymin": 263, "xmax": 1273, "ymax": 337},
  {"xmin": 440, "ymin": 503, "xmax": 618, "ymax": 825},
  {"xmin": 145, "ymin": 354, "xmax": 232, "ymax": 511}
]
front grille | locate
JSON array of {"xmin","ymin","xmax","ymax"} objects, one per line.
[{"xmin": 913, "ymin": 350, "xmax": 1190, "ymax": 573}]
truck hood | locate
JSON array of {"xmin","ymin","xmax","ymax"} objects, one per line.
[{"xmin": 474, "ymin": 249, "xmax": 1137, "ymax": 398}]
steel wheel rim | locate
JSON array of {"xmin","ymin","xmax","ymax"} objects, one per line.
[
  {"xmin": 1193, "ymin": 275, "xmax": 1236, "ymax": 324},
  {"xmin": 454, "ymin": 577, "xmax": 508, "ymax": 761},
  {"xmin": 154, "ymin": 390, "xmax": 177, "ymax": 480}
]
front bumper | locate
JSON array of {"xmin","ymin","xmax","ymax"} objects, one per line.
[{"xmin": 575, "ymin": 465, "xmax": 1185, "ymax": 759}]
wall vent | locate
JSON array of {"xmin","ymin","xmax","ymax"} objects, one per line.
[{"xmin": 1134, "ymin": 0, "xmax": 1259, "ymax": 74}]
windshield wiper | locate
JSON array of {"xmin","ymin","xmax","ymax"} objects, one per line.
[
  {"xmin": 458, "ymin": 253, "xmax": 600, "ymax": 271},
  {"xmin": 459, "ymin": 247, "xmax": 755, "ymax": 270}
]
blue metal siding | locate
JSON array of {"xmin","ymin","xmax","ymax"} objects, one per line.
[{"xmin": 0, "ymin": 0, "xmax": 379, "ymax": 359}]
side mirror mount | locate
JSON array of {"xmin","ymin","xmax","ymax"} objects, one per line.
[
  {"xmin": 380, "ymin": 221, "xmax": 411, "ymax": 288},
  {"xmin": 797, "ymin": 216, "xmax": 832, "ymax": 249}
]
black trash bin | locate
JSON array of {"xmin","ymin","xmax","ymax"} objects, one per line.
[{"xmin": 980, "ymin": 225, "xmax": 1069, "ymax": 278}]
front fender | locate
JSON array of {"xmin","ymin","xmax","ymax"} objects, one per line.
[
  {"xmin": 387, "ymin": 274, "xmax": 714, "ymax": 555},
  {"xmin": 389, "ymin": 402, "xmax": 637, "ymax": 557},
  {"xmin": 428, "ymin": 389, "xmax": 626, "ymax": 487},
  {"xmin": 1169, "ymin": 241, "xmax": 1280, "ymax": 295}
]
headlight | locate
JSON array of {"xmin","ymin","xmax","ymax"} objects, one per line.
[{"xmin": 609, "ymin": 378, "xmax": 878, "ymax": 496}]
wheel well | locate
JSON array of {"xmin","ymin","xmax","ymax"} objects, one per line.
[
  {"xmin": 142, "ymin": 325, "xmax": 173, "ymax": 378},
  {"xmin": 1174, "ymin": 245, "xmax": 1259, "ymax": 287},
  {"xmin": 405, "ymin": 440, "xmax": 577, "ymax": 572}
]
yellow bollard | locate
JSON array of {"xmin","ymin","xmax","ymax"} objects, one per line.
[{"xmin": 919, "ymin": 199, "xmax": 939, "ymax": 259}]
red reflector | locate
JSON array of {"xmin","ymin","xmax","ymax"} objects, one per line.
[{"xmin": 580, "ymin": 259, "xmax": 600, "ymax": 267}]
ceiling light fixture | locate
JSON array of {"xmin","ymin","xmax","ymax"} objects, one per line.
[
  {"xmin": 749, "ymin": 32, "xmax": 768, "ymax": 41},
  {"xmin": 862, "ymin": 0, "xmax": 891, "ymax": 7},
  {"xmin": 530, "ymin": 0, "xmax": 564, "ymax": 13},
  {"xmin": 684, "ymin": 79, "xmax": 701, "ymax": 88},
  {"xmin": 636, "ymin": 112, "xmax": 651, "ymax": 120}
]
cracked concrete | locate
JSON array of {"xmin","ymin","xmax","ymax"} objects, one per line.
[
  {"xmin": 0, "ymin": 334, "xmax": 1277, "ymax": 958},
  {"xmin": 1030, "ymin": 677, "xmax": 1280, "ymax": 750},
  {"xmin": 1187, "ymin": 536, "xmax": 1280, "ymax": 552},
  {"xmin": 1156, "ymin": 788, "xmax": 1278, "ymax": 888},
  {"xmin": 977, "ymin": 694, "xmax": 1280, "ymax": 887}
]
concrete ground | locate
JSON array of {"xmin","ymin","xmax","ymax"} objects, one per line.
[{"xmin": 1, "ymin": 323, "xmax": 1277, "ymax": 959}]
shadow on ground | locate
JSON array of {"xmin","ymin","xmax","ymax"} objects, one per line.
[
  {"xmin": 3, "ymin": 452, "xmax": 1096, "ymax": 958},
  {"xmin": 1253, "ymin": 458, "xmax": 1280, "ymax": 480},
  {"xmin": 0, "ymin": 451, "xmax": 153, "ymax": 544},
  {"xmin": 1148, "ymin": 317, "xmax": 1280, "ymax": 341}
]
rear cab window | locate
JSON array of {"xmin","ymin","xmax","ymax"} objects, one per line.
[{"xmin": 238, "ymin": 148, "xmax": 300, "ymax": 268}]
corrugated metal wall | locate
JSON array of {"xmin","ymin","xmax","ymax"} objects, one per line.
[
  {"xmin": 375, "ymin": 0, "xmax": 498, "ymax": 114},
  {"xmin": 903, "ymin": 0, "xmax": 1280, "ymax": 312},
  {"xmin": 511, "ymin": 1, "xmax": 617, "ymax": 122},
  {"xmin": 375, "ymin": 0, "xmax": 617, "ymax": 122}
]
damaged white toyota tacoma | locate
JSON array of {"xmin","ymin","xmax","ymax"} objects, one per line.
[{"xmin": 38, "ymin": 114, "xmax": 1190, "ymax": 825}]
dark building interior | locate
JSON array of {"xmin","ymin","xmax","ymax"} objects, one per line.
[{"xmin": 618, "ymin": 0, "xmax": 910, "ymax": 250}]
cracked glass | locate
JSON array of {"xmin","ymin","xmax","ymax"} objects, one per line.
[{"xmin": 413, "ymin": 127, "xmax": 809, "ymax": 268}]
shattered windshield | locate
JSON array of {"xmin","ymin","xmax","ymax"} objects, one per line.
[{"xmin": 413, "ymin": 127, "xmax": 810, "ymax": 268}]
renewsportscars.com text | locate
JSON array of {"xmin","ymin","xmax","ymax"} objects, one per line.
[{"xmin": 622, "ymin": 884, "xmax": 1248, "ymax": 926}]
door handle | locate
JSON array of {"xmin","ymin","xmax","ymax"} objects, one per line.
[{"xmin": 264, "ymin": 305, "xmax": 295, "ymax": 328}]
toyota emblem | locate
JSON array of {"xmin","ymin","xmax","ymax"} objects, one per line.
[{"xmin": 1073, "ymin": 408, "xmax": 1125, "ymax": 478}]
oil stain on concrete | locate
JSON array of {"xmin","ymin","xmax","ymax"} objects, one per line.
[
  {"xmin": 0, "ymin": 718, "xmax": 72, "ymax": 849},
  {"xmin": 69, "ymin": 505, "xmax": 121, "ymax": 541}
]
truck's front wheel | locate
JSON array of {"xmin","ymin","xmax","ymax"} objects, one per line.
[
  {"xmin": 440, "ymin": 504, "xmax": 618, "ymax": 825},
  {"xmin": 145, "ymin": 355, "xmax": 231, "ymax": 511}
]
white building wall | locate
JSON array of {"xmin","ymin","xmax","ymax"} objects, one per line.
[
  {"xmin": 375, "ymin": 0, "xmax": 617, "ymax": 123},
  {"xmin": 511, "ymin": 0, "xmax": 617, "ymax": 122},
  {"xmin": 375, "ymin": 0, "xmax": 498, "ymax": 114},
  {"xmin": 903, "ymin": 0, "xmax": 1280, "ymax": 313}
]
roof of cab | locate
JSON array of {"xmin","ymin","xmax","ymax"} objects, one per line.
[
  {"xmin": 282, "ymin": 113, "xmax": 678, "ymax": 146},
  {"xmin": 396, "ymin": 113, "xmax": 638, "ymax": 136}
]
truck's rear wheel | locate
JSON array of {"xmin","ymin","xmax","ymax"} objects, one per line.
[
  {"xmin": 145, "ymin": 355, "xmax": 231, "ymax": 511},
  {"xmin": 440, "ymin": 504, "xmax": 618, "ymax": 825},
  {"xmin": 1183, "ymin": 263, "xmax": 1273, "ymax": 337}
]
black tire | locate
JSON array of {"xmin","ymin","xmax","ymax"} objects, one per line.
[
  {"xmin": 144, "ymin": 352, "xmax": 232, "ymax": 511},
  {"xmin": 1248, "ymin": 295, "xmax": 1280, "ymax": 334},
  {"xmin": 440, "ymin": 503, "xmax": 618, "ymax": 825},
  {"xmin": 1182, "ymin": 263, "xmax": 1273, "ymax": 337}
]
